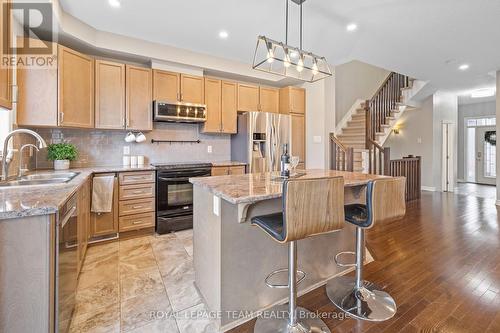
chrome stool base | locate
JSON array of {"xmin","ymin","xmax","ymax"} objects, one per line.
[
  {"xmin": 254, "ymin": 304, "xmax": 331, "ymax": 333},
  {"xmin": 326, "ymin": 276, "xmax": 396, "ymax": 322}
]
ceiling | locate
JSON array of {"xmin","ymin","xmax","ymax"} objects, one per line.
[{"xmin": 58, "ymin": 0, "xmax": 500, "ymax": 93}]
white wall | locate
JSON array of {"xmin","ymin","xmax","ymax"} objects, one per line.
[
  {"xmin": 385, "ymin": 96, "xmax": 435, "ymax": 189},
  {"xmin": 457, "ymin": 101, "xmax": 496, "ymax": 180},
  {"xmin": 334, "ymin": 60, "xmax": 390, "ymax": 125},
  {"xmin": 384, "ymin": 92, "xmax": 458, "ymax": 191},
  {"xmin": 303, "ymin": 76, "xmax": 335, "ymax": 169}
]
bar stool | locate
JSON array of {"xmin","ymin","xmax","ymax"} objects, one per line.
[
  {"xmin": 326, "ymin": 177, "xmax": 406, "ymax": 322},
  {"xmin": 251, "ymin": 176, "xmax": 345, "ymax": 333}
]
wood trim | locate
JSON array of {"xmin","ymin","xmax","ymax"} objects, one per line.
[{"xmin": 0, "ymin": 0, "xmax": 12, "ymax": 110}]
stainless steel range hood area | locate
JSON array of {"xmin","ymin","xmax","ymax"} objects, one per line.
[{"xmin": 153, "ymin": 100, "xmax": 207, "ymax": 123}]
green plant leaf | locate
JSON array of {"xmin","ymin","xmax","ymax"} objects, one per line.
[{"xmin": 47, "ymin": 143, "xmax": 78, "ymax": 161}]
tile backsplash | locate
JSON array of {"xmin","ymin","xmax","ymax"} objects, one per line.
[{"xmin": 31, "ymin": 122, "xmax": 232, "ymax": 169}]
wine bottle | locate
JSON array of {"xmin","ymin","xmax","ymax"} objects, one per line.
[{"xmin": 280, "ymin": 143, "xmax": 291, "ymax": 178}]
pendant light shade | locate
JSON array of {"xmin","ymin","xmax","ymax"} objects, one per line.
[{"xmin": 252, "ymin": 0, "xmax": 333, "ymax": 83}]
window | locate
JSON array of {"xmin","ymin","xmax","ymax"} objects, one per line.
[{"xmin": 466, "ymin": 117, "xmax": 496, "ymax": 127}]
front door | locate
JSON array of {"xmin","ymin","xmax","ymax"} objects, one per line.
[{"xmin": 475, "ymin": 126, "xmax": 496, "ymax": 185}]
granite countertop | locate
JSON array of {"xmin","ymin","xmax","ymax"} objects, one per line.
[
  {"xmin": 190, "ymin": 169, "xmax": 389, "ymax": 205},
  {"xmin": 0, "ymin": 165, "xmax": 156, "ymax": 220},
  {"xmin": 211, "ymin": 161, "xmax": 247, "ymax": 167}
]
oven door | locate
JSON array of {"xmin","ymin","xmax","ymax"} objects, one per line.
[{"xmin": 156, "ymin": 168, "xmax": 211, "ymax": 216}]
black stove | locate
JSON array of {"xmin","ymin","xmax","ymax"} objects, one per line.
[{"xmin": 153, "ymin": 162, "xmax": 212, "ymax": 234}]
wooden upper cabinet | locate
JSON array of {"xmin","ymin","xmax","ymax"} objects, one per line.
[
  {"xmin": 95, "ymin": 60, "xmax": 126, "ymax": 129},
  {"xmin": 202, "ymin": 78, "xmax": 222, "ymax": 133},
  {"xmin": 291, "ymin": 114, "xmax": 305, "ymax": 163},
  {"xmin": 0, "ymin": 0, "xmax": 12, "ymax": 110},
  {"xmin": 221, "ymin": 81, "xmax": 237, "ymax": 134},
  {"xmin": 180, "ymin": 74, "xmax": 204, "ymax": 104},
  {"xmin": 279, "ymin": 86, "xmax": 306, "ymax": 115},
  {"xmin": 237, "ymin": 83, "xmax": 259, "ymax": 112},
  {"xmin": 58, "ymin": 45, "xmax": 95, "ymax": 128},
  {"xmin": 259, "ymin": 86, "xmax": 279, "ymax": 113},
  {"xmin": 17, "ymin": 39, "xmax": 58, "ymax": 127},
  {"xmin": 126, "ymin": 65, "xmax": 152, "ymax": 131},
  {"xmin": 153, "ymin": 69, "xmax": 179, "ymax": 101}
]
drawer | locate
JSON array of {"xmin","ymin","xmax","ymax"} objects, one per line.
[
  {"xmin": 211, "ymin": 166, "xmax": 229, "ymax": 176},
  {"xmin": 119, "ymin": 183, "xmax": 155, "ymax": 200},
  {"xmin": 119, "ymin": 212, "xmax": 155, "ymax": 232},
  {"xmin": 119, "ymin": 171, "xmax": 155, "ymax": 185},
  {"xmin": 229, "ymin": 166, "xmax": 245, "ymax": 175},
  {"xmin": 119, "ymin": 198, "xmax": 155, "ymax": 216}
]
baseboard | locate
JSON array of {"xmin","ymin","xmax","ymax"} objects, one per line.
[
  {"xmin": 457, "ymin": 179, "xmax": 466, "ymax": 183},
  {"xmin": 421, "ymin": 186, "xmax": 436, "ymax": 192},
  {"xmin": 496, "ymin": 200, "xmax": 500, "ymax": 206}
]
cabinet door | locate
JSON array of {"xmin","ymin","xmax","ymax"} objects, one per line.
[
  {"xmin": 77, "ymin": 179, "xmax": 91, "ymax": 272},
  {"xmin": 211, "ymin": 167, "xmax": 229, "ymax": 176},
  {"xmin": 259, "ymin": 86, "xmax": 279, "ymax": 113},
  {"xmin": 237, "ymin": 83, "xmax": 259, "ymax": 112},
  {"xmin": 290, "ymin": 87, "xmax": 306, "ymax": 114},
  {"xmin": 202, "ymin": 78, "xmax": 222, "ymax": 133},
  {"xmin": 58, "ymin": 45, "xmax": 94, "ymax": 128},
  {"xmin": 291, "ymin": 114, "xmax": 305, "ymax": 163},
  {"xmin": 126, "ymin": 65, "xmax": 152, "ymax": 131},
  {"xmin": 153, "ymin": 69, "xmax": 179, "ymax": 101},
  {"xmin": 95, "ymin": 60, "xmax": 125, "ymax": 129},
  {"xmin": 90, "ymin": 175, "xmax": 119, "ymax": 237},
  {"xmin": 0, "ymin": 0, "xmax": 12, "ymax": 109},
  {"xmin": 221, "ymin": 81, "xmax": 237, "ymax": 134},
  {"xmin": 180, "ymin": 74, "xmax": 204, "ymax": 104},
  {"xmin": 279, "ymin": 86, "xmax": 306, "ymax": 115},
  {"xmin": 17, "ymin": 38, "xmax": 58, "ymax": 127},
  {"xmin": 229, "ymin": 166, "xmax": 245, "ymax": 175}
]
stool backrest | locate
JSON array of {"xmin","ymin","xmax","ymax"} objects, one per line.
[
  {"xmin": 282, "ymin": 176, "xmax": 345, "ymax": 242},
  {"xmin": 366, "ymin": 177, "xmax": 406, "ymax": 228}
]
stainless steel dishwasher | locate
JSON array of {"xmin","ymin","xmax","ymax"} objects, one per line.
[{"xmin": 56, "ymin": 194, "xmax": 78, "ymax": 333}]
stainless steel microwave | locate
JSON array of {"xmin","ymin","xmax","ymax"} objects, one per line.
[{"xmin": 153, "ymin": 100, "xmax": 207, "ymax": 123}]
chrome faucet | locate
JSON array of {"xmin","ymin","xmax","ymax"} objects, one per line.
[
  {"xmin": 1, "ymin": 129, "xmax": 47, "ymax": 181},
  {"xmin": 18, "ymin": 144, "xmax": 40, "ymax": 178}
]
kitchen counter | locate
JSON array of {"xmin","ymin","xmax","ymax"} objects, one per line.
[
  {"xmin": 0, "ymin": 165, "xmax": 155, "ymax": 220},
  {"xmin": 191, "ymin": 169, "xmax": 399, "ymax": 331},
  {"xmin": 210, "ymin": 161, "xmax": 247, "ymax": 167},
  {"xmin": 190, "ymin": 169, "xmax": 388, "ymax": 205}
]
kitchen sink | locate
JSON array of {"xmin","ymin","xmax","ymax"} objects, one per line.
[{"xmin": 0, "ymin": 172, "xmax": 80, "ymax": 187}]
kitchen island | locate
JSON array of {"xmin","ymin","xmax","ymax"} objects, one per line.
[{"xmin": 190, "ymin": 170, "xmax": 394, "ymax": 332}]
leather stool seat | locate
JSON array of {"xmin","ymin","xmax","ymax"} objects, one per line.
[{"xmin": 251, "ymin": 213, "xmax": 284, "ymax": 241}]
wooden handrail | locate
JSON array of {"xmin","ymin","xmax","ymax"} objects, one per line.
[
  {"xmin": 329, "ymin": 133, "xmax": 354, "ymax": 172},
  {"xmin": 367, "ymin": 139, "xmax": 390, "ymax": 176},
  {"xmin": 388, "ymin": 156, "xmax": 421, "ymax": 200}
]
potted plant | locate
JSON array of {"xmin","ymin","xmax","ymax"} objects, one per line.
[{"xmin": 47, "ymin": 143, "xmax": 78, "ymax": 170}]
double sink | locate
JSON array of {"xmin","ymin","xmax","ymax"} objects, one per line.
[{"xmin": 0, "ymin": 171, "xmax": 80, "ymax": 187}]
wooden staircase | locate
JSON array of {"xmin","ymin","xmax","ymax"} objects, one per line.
[{"xmin": 330, "ymin": 72, "xmax": 422, "ymax": 201}]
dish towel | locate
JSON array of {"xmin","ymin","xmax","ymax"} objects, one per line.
[{"xmin": 91, "ymin": 176, "xmax": 115, "ymax": 213}]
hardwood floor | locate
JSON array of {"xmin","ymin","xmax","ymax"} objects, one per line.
[{"xmin": 229, "ymin": 191, "xmax": 500, "ymax": 333}]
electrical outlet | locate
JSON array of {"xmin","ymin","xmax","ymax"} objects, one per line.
[
  {"xmin": 213, "ymin": 195, "xmax": 221, "ymax": 216},
  {"xmin": 207, "ymin": 145, "xmax": 213, "ymax": 153},
  {"xmin": 123, "ymin": 146, "xmax": 130, "ymax": 155},
  {"xmin": 417, "ymin": 138, "xmax": 422, "ymax": 144}
]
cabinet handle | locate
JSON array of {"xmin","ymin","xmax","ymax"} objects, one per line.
[
  {"xmin": 132, "ymin": 205, "xmax": 143, "ymax": 209},
  {"xmin": 180, "ymin": 93, "xmax": 183, "ymax": 101},
  {"xmin": 132, "ymin": 221, "xmax": 143, "ymax": 225},
  {"xmin": 132, "ymin": 190, "xmax": 143, "ymax": 194},
  {"xmin": 59, "ymin": 112, "xmax": 64, "ymax": 124}
]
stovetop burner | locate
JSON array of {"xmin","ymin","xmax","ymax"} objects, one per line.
[{"xmin": 151, "ymin": 162, "xmax": 212, "ymax": 170}]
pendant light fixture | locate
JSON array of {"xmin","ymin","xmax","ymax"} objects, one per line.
[{"xmin": 252, "ymin": 0, "xmax": 332, "ymax": 82}]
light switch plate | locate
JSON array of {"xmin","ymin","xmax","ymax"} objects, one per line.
[
  {"xmin": 213, "ymin": 195, "xmax": 221, "ymax": 216},
  {"xmin": 417, "ymin": 138, "xmax": 422, "ymax": 144},
  {"xmin": 123, "ymin": 146, "xmax": 130, "ymax": 155},
  {"xmin": 207, "ymin": 145, "xmax": 213, "ymax": 153},
  {"xmin": 313, "ymin": 136, "xmax": 322, "ymax": 143}
]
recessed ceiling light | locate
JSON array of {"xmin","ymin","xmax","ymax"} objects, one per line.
[
  {"xmin": 218, "ymin": 30, "xmax": 229, "ymax": 39},
  {"xmin": 471, "ymin": 88, "xmax": 495, "ymax": 98},
  {"xmin": 108, "ymin": 0, "xmax": 121, "ymax": 8},
  {"xmin": 346, "ymin": 23, "xmax": 358, "ymax": 32},
  {"xmin": 459, "ymin": 64, "xmax": 469, "ymax": 71}
]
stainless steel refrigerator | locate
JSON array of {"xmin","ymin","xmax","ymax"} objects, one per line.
[{"xmin": 231, "ymin": 112, "xmax": 290, "ymax": 173}]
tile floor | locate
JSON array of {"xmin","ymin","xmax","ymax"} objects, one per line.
[{"xmin": 69, "ymin": 230, "xmax": 219, "ymax": 333}]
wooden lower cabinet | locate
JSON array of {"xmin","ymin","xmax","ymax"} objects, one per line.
[
  {"xmin": 211, "ymin": 165, "xmax": 246, "ymax": 176},
  {"xmin": 117, "ymin": 171, "xmax": 156, "ymax": 232},
  {"xmin": 77, "ymin": 178, "xmax": 91, "ymax": 273},
  {"xmin": 90, "ymin": 174, "xmax": 119, "ymax": 237}
]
